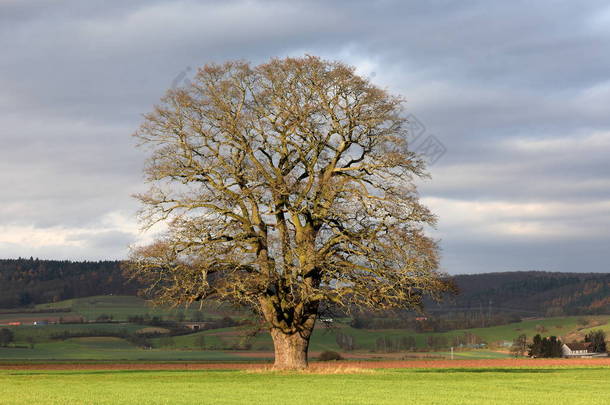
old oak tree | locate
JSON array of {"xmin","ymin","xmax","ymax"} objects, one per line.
[{"xmin": 127, "ymin": 56, "xmax": 452, "ymax": 369}]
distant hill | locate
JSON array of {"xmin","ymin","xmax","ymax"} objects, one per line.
[
  {"xmin": 0, "ymin": 258, "xmax": 139, "ymax": 308},
  {"xmin": 1, "ymin": 259, "xmax": 608, "ymax": 315},
  {"xmin": 431, "ymin": 271, "xmax": 610, "ymax": 316}
]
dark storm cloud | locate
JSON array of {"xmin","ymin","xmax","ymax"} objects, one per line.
[{"xmin": 1, "ymin": 0, "xmax": 609, "ymax": 273}]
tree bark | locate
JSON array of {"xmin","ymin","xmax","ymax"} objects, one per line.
[{"xmin": 270, "ymin": 328, "xmax": 312, "ymax": 370}]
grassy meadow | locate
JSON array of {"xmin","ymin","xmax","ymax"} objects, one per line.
[
  {"xmin": 1, "ymin": 366, "xmax": 610, "ymax": 405},
  {"xmin": 161, "ymin": 313, "xmax": 606, "ymax": 354},
  {"xmin": 32, "ymin": 295, "xmax": 241, "ymax": 322},
  {"xmin": 2, "ymin": 295, "xmax": 609, "ymax": 362}
]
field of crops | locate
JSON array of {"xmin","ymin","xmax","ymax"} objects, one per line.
[{"xmin": 1, "ymin": 365, "xmax": 609, "ymax": 404}]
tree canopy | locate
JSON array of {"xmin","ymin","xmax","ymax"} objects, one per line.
[{"xmin": 127, "ymin": 56, "xmax": 453, "ymax": 368}]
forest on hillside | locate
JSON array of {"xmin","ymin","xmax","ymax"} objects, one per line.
[
  {"xmin": 432, "ymin": 271, "xmax": 610, "ymax": 316},
  {"xmin": 1, "ymin": 259, "xmax": 609, "ymax": 317},
  {"xmin": 0, "ymin": 258, "xmax": 138, "ymax": 308}
]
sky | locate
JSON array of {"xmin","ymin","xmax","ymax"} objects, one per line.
[{"xmin": 1, "ymin": 0, "xmax": 609, "ymax": 274}]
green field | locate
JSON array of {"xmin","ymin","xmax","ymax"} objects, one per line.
[
  {"xmin": 0, "ymin": 342, "xmax": 245, "ymax": 362},
  {"xmin": 2, "ymin": 295, "xmax": 608, "ymax": 362},
  {"xmin": 1, "ymin": 316, "xmax": 608, "ymax": 362},
  {"xmin": 32, "ymin": 295, "xmax": 242, "ymax": 322},
  {"xmin": 151, "ymin": 314, "xmax": 610, "ymax": 353},
  {"xmin": 1, "ymin": 367, "xmax": 609, "ymax": 404}
]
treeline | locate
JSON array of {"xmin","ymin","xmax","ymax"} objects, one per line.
[
  {"xmin": 0, "ymin": 258, "xmax": 139, "ymax": 308},
  {"xmin": 338, "ymin": 271, "xmax": 610, "ymax": 331},
  {"xmin": 2, "ymin": 259, "xmax": 609, "ymax": 318},
  {"xmin": 349, "ymin": 312, "xmax": 522, "ymax": 332},
  {"xmin": 431, "ymin": 271, "xmax": 610, "ymax": 316}
]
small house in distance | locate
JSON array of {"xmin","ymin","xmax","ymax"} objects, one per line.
[{"xmin": 562, "ymin": 342, "xmax": 608, "ymax": 358}]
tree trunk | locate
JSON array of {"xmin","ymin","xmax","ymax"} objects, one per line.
[{"xmin": 270, "ymin": 328, "xmax": 312, "ymax": 370}]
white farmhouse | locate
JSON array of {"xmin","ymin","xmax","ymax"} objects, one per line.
[{"xmin": 562, "ymin": 342, "xmax": 607, "ymax": 358}]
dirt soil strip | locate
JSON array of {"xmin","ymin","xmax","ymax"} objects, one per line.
[{"xmin": 2, "ymin": 358, "xmax": 610, "ymax": 371}]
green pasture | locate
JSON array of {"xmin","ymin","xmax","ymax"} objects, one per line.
[
  {"xmin": 29, "ymin": 295, "xmax": 249, "ymax": 322},
  {"xmin": 34, "ymin": 295, "xmax": 201, "ymax": 321},
  {"xmin": 318, "ymin": 315, "xmax": 608, "ymax": 350},
  {"xmin": 2, "ymin": 315, "xmax": 607, "ymax": 362},
  {"xmin": 241, "ymin": 315, "xmax": 607, "ymax": 352},
  {"xmin": 1, "ymin": 366, "xmax": 609, "ymax": 404},
  {"xmin": 2, "ymin": 294, "xmax": 608, "ymax": 363},
  {"xmin": 0, "ymin": 339, "xmax": 244, "ymax": 362},
  {"xmin": 1, "ymin": 329, "xmax": 507, "ymax": 362},
  {"xmin": 11, "ymin": 294, "xmax": 608, "ymax": 344},
  {"xmin": 8, "ymin": 323, "xmax": 142, "ymax": 342},
  {"xmin": 8, "ymin": 315, "xmax": 601, "ymax": 353}
]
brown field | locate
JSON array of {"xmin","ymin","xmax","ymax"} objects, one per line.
[{"xmin": 2, "ymin": 358, "xmax": 610, "ymax": 371}]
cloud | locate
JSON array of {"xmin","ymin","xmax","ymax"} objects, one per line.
[
  {"xmin": 0, "ymin": 210, "xmax": 166, "ymax": 260},
  {"xmin": 507, "ymin": 131, "xmax": 610, "ymax": 153},
  {"xmin": 1, "ymin": 0, "xmax": 610, "ymax": 273},
  {"xmin": 425, "ymin": 197, "xmax": 610, "ymax": 240}
]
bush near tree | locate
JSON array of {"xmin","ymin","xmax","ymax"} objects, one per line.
[{"xmin": 318, "ymin": 351, "xmax": 343, "ymax": 361}]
